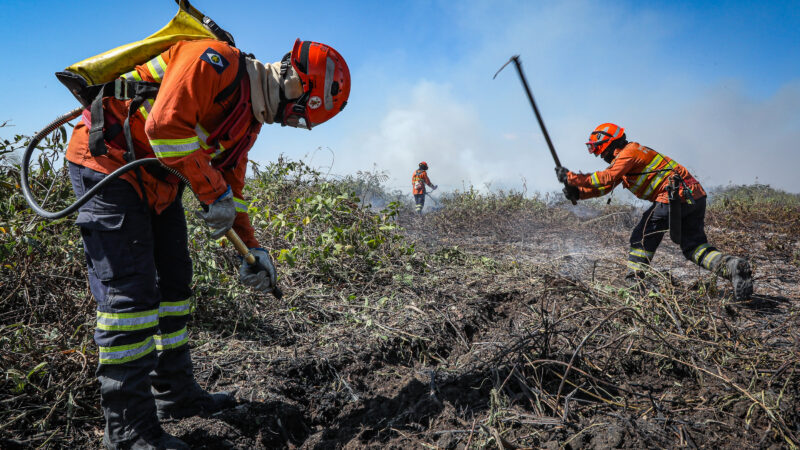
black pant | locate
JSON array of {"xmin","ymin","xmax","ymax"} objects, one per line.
[
  {"xmin": 414, "ymin": 193, "xmax": 425, "ymax": 213},
  {"xmin": 69, "ymin": 162, "xmax": 194, "ymax": 443},
  {"xmin": 68, "ymin": 162, "xmax": 193, "ymax": 363},
  {"xmin": 627, "ymin": 197, "xmax": 713, "ymax": 272}
]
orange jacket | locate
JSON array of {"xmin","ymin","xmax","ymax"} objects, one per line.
[
  {"xmin": 566, "ymin": 142, "xmax": 706, "ymax": 203},
  {"xmin": 66, "ymin": 39, "xmax": 260, "ymax": 247},
  {"xmin": 412, "ymin": 169, "xmax": 433, "ymax": 195}
]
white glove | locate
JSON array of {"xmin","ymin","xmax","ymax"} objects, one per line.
[
  {"xmin": 198, "ymin": 186, "xmax": 236, "ymax": 239},
  {"xmin": 239, "ymin": 248, "xmax": 277, "ymax": 293}
]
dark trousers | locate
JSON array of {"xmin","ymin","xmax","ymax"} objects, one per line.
[
  {"xmin": 69, "ymin": 162, "xmax": 193, "ymax": 442},
  {"xmin": 414, "ymin": 193, "xmax": 425, "ymax": 213},
  {"xmin": 627, "ymin": 197, "xmax": 719, "ymax": 273}
]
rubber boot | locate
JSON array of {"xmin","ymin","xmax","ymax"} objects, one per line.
[
  {"xmin": 102, "ymin": 429, "xmax": 189, "ymax": 450},
  {"xmin": 98, "ymin": 354, "xmax": 189, "ymax": 450},
  {"xmin": 715, "ymin": 256, "xmax": 754, "ymax": 301},
  {"xmin": 151, "ymin": 345, "xmax": 236, "ymax": 420},
  {"xmin": 625, "ymin": 270, "xmax": 655, "ymax": 294},
  {"xmin": 625, "ymin": 270, "xmax": 645, "ymax": 287}
]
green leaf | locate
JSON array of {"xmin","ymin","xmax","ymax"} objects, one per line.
[{"xmin": 27, "ymin": 361, "xmax": 48, "ymax": 379}]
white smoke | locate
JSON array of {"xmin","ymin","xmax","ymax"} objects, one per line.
[{"xmin": 248, "ymin": 0, "xmax": 800, "ymax": 195}]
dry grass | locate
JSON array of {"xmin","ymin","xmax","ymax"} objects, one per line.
[{"xmin": 2, "ymin": 148, "xmax": 799, "ymax": 448}]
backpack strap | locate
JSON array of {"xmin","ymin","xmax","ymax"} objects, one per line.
[
  {"xmin": 214, "ymin": 52, "xmax": 247, "ymax": 104},
  {"xmin": 87, "ymin": 78, "xmax": 160, "ymax": 159},
  {"xmin": 88, "ymin": 49, "xmax": 249, "ymax": 166}
]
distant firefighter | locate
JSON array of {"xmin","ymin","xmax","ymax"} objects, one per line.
[
  {"xmin": 412, "ymin": 161, "xmax": 437, "ymax": 214},
  {"xmin": 556, "ymin": 123, "xmax": 753, "ymax": 300}
]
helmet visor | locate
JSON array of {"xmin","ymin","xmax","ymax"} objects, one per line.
[
  {"xmin": 586, "ymin": 139, "xmax": 608, "ymax": 154},
  {"xmin": 586, "ymin": 131, "xmax": 613, "ymax": 154},
  {"xmin": 284, "ymin": 111, "xmax": 310, "ymax": 129},
  {"xmin": 281, "ymin": 100, "xmax": 312, "ymax": 130}
]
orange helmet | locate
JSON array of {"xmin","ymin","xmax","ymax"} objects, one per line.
[
  {"xmin": 419, "ymin": 161, "xmax": 428, "ymax": 170},
  {"xmin": 280, "ymin": 39, "xmax": 351, "ymax": 129},
  {"xmin": 586, "ymin": 123, "xmax": 625, "ymax": 155}
]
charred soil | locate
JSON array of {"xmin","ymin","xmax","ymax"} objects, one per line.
[{"xmin": 2, "ymin": 163, "xmax": 799, "ymax": 448}]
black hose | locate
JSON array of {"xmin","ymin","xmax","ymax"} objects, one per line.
[{"xmin": 20, "ymin": 108, "xmax": 163, "ymax": 219}]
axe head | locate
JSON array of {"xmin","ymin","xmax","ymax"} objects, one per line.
[{"xmin": 493, "ymin": 55, "xmax": 520, "ymax": 79}]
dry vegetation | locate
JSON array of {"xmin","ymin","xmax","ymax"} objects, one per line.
[{"xmin": 1, "ymin": 130, "xmax": 799, "ymax": 448}]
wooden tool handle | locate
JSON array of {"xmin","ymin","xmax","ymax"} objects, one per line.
[{"xmin": 225, "ymin": 229, "xmax": 256, "ymax": 264}]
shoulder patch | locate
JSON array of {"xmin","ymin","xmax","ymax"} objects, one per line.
[{"xmin": 200, "ymin": 48, "xmax": 229, "ymax": 74}]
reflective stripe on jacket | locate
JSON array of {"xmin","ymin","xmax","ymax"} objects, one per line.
[
  {"xmin": 566, "ymin": 142, "xmax": 706, "ymax": 203},
  {"xmin": 412, "ymin": 170, "xmax": 432, "ymax": 195},
  {"xmin": 66, "ymin": 39, "xmax": 259, "ymax": 247}
]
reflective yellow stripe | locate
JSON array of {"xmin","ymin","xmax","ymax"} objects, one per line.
[
  {"xmin": 154, "ymin": 327, "xmax": 189, "ymax": 351},
  {"xmin": 234, "ymin": 197, "xmax": 248, "ymax": 213},
  {"xmin": 691, "ymin": 244, "xmax": 711, "ymax": 263},
  {"xmin": 195, "ymin": 124, "xmax": 212, "ymax": 150},
  {"xmin": 150, "ymin": 136, "xmax": 201, "ymax": 158},
  {"xmin": 159, "ymin": 300, "xmax": 191, "ymax": 317},
  {"xmin": 629, "ymin": 248, "xmax": 654, "ymax": 260},
  {"xmin": 120, "ymin": 70, "xmax": 143, "ymax": 82},
  {"xmin": 99, "ymin": 337, "xmax": 155, "ymax": 365},
  {"xmin": 210, "ymin": 144, "xmax": 225, "ymax": 159},
  {"xmin": 700, "ymin": 250, "xmax": 721, "ymax": 269},
  {"xmin": 146, "ymin": 55, "xmax": 167, "ymax": 82},
  {"xmin": 590, "ymin": 172, "xmax": 607, "ymax": 194},
  {"xmin": 627, "ymin": 261, "xmax": 649, "ymax": 271},
  {"xmin": 97, "ymin": 309, "xmax": 159, "ymax": 331},
  {"xmin": 138, "ymin": 99, "xmax": 154, "ymax": 120},
  {"xmin": 631, "ymin": 154, "xmax": 664, "ymax": 193},
  {"xmin": 641, "ymin": 160, "xmax": 677, "ymax": 199}
]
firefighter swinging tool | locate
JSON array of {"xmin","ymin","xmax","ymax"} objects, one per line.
[{"xmin": 494, "ymin": 55, "xmax": 576, "ymax": 205}]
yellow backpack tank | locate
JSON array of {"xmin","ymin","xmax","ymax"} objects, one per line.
[{"xmin": 57, "ymin": 0, "xmax": 234, "ymax": 107}]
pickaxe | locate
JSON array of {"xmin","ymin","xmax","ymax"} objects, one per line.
[{"xmin": 494, "ymin": 55, "xmax": 576, "ymax": 205}]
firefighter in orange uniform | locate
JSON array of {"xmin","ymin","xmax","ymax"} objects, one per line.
[
  {"xmin": 66, "ymin": 38, "xmax": 350, "ymax": 449},
  {"xmin": 412, "ymin": 161, "xmax": 437, "ymax": 214},
  {"xmin": 556, "ymin": 123, "xmax": 753, "ymax": 300}
]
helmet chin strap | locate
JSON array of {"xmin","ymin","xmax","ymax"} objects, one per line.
[
  {"xmin": 274, "ymin": 84, "xmax": 289, "ymax": 124},
  {"xmin": 601, "ymin": 149, "xmax": 616, "ymax": 164},
  {"xmin": 275, "ymin": 52, "xmax": 308, "ymax": 125}
]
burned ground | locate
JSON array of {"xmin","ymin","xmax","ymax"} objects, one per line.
[
  {"xmin": 2, "ymin": 154, "xmax": 799, "ymax": 449},
  {"xmin": 164, "ymin": 200, "xmax": 800, "ymax": 449}
]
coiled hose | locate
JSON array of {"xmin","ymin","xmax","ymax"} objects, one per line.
[
  {"xmin": 20, "ymin": 108, "xmax": 283, "ymax": 299},
  {"xmin": 20, "ymin": 107, "xmax": 164, "ymax": 219}
]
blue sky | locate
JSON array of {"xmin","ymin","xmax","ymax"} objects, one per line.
[{"xmin": 2, "ymin": 0, "xmax": 799, "ymax": 194}]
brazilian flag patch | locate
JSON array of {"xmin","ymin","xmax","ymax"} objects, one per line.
[{"xmin": 200, "ymin": 48, "xmax": 229, "ymax": 74}]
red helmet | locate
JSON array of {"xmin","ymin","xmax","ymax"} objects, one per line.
[
  {"xmin": 281, "ymin": 39, "xmax": 351, "ymax": 129},
  {"xmin": 586, "ymin": 123, "xmax": 625, "ymax": 155},
  {"xmin": 419, "ymin": 161, "xmax": 428, "ymax": 170}
]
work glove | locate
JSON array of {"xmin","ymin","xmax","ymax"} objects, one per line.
[
  {"xmin": 431, "ymin": 185, "xmax": 438, "ymax": 191},
  {"xmin": 239, "ymin": 248, "xmax": 277, "ymax": 293},
  {"xmin": 198, "ymin": 186, "xmax": 236, "ymax": 239},
  {"xmin": 555, "ymin": 166, "xmax": 569, "ymax": 183},
  {"xmin": 563, "ymin": 184, "xmax": 580, "ymax": 202}
]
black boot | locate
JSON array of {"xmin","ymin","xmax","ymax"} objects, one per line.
[
  {"xmin": 691, "ymin": 246, "xmax": 754, "ymax": 302},
  {"xmin": 151, "ymin": 345, "xmax": 236, "ymax": 420},
  {"xmin": 102, "ymin": 429, "xmax": 189, "ymax": 450},
  {"xmin": 718, "ymin": 256, "xmax": 754, "ymax": 301},
  {"xmin": 99, "ymin": 354, "xmax": 188, "ymax": 450},
  {"xmin": 625, "ymin": 270, "xmax": 658, "ymax": 294}
]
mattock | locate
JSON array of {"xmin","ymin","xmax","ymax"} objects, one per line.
[{"xmin": 494, "ymin": 55, "xmax": 576, "ymax": 205}]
